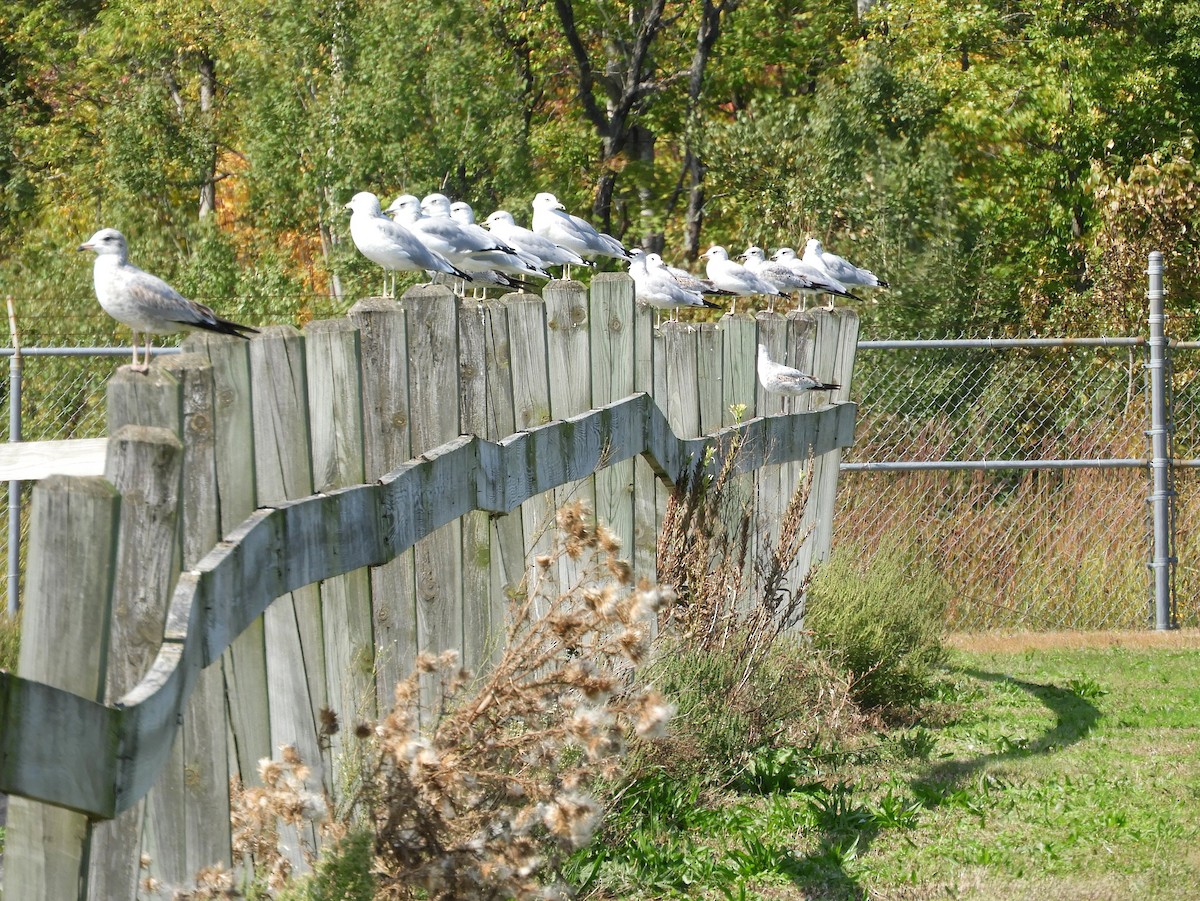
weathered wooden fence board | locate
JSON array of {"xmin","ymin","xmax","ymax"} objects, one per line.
[{"xmin": 1, "ymin": 278, "xmax": 859, "ymax": 901}]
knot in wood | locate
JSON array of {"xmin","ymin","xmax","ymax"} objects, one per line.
[
  {"xmin": 217, "ymin": 387, "xmax": 236, "ymax": 409},
  {"xmin": 608, "ymin": 315, "xmax": 624, "ymax": 333},
  {"xmin": 188, "ymin": 411, "xmax": 212, "ymax": 436},
  {"xmin": 390, "ymin": 411, "xmax": 408, "ymax": 429}
]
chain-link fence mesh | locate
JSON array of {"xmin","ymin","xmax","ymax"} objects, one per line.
[
  {"xmin": 834, "ymin": 339, "xmax": 1175, "ymax": 631},
  {"xmin": 3, "ymin": 333, "xmax": 1198, "ymax": 630}
]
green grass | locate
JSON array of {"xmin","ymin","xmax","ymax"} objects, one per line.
[{"xmin": 575, "ymin": 639, "xmax": 1200, "ymax": 900}]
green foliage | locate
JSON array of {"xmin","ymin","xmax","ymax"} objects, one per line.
[
  {"xmin": 277, "ymin": 830, "xmax": 375, "ymax": 901},
  {"xmin": 806, "ymin": 543, "xmax": 950, "ymax": 711}
]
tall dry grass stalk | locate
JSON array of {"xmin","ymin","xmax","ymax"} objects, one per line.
[
  {"xmin": 225, "ymin": 502, "xmax": 674, "ymax": 900},
  {"xmin": 656, "ymin": 435, "xmax": 813, "ymax": 669}
]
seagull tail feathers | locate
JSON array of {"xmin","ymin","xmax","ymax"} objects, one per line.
[
  {"xmin": 202, "ymin": 317, "xmax": 259, "ymax": 339},
  {"xmin": 702, "ymin": 298, "xmax": 723, "ymax": 310}
]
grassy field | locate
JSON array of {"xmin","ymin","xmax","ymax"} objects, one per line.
[{"xmin": 577, "ymin": 631, "xmax": 1200, "ymax": 900}]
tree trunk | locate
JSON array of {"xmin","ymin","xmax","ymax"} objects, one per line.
[{"xmin": 198, "ymin": 56, "xmax": 217, "ymax": 220}]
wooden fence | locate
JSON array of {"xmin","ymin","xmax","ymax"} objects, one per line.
[{"xmin": 0, "ymin": 275, "xmax": 858, "ymax": 899}]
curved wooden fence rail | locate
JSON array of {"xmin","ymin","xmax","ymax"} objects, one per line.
[
  {"xmin": 0, "ymin": 392, "xmax": 854, "ymax": 819},
  {"xmin": 0, "ymin": 275, "xmax": 858, "ymax": 900}
]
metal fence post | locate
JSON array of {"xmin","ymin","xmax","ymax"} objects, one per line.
[
  {"xmin": 6, "ymin": 339, "xmax": 21, "ymax": 616},
  {"xmin": 1146, "ymin": 250, "xmax": 1176, "ymax": 630}
]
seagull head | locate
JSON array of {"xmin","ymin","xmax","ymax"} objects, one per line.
[
  {"xmin": 645, "ymin": 252, "xmax": 667, "ymax": 269},
  {"xmin": 740, "ymin": 246, "xmax": 765, "ymax": 263},
  {"xmin": 345, "ymin": 192, "xmax": 382, "ymax": 216},
  {"xmin": 421, "ymin": 193, "xmax": 452, "ymax": 217},
  {"xmin": 385, "ymin": 194, "xmax": 421, "ymax": 222},
  {"xmin": 703, "ymin": 245, "xmax": 728, "ymax": 261},
  {"xmin": 449, "ymin": 201, "xmax": 475, "ymax": 224},
  {"xmin": 533, "ymin": 192, "xmax": 564, "ymax": 212},
  {"xmin": 772, "ymin": 247, "xmax": 797, "ymax": 262},
  {"xmin": 485, "ymin": 210, "xmax": 515, "ymax": 230},
  {"xmin": 805, "ymin": 237, "xmax": 822, "ymax": 255},
  {"xmin": 77, "ymin": 227, "xmax": 128, "ymax": 261}
]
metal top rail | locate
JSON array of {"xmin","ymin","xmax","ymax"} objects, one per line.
[{"xmin": 858, "ymin": 337, "xmax": 1144, "ymax": 350}]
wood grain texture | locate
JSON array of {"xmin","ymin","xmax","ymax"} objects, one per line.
[
  {"xmin": 4, "ymin": 474, "xmax": 120, "ymax": 901},
  {"xmin": 349, "ymin": 297, "xmax": 417, "ymax": 702}
]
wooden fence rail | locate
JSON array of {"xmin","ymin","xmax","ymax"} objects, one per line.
[{"xmin": 0, "ymin": 275, "xmax": 858, "ymax": 900}]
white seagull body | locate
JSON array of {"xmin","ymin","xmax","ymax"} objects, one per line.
[
  {"xmin": 442, "ymin": 200, "xmax": 551, "ymax": 281},
  {"xmin": 757, "ymin": 343, "xmax": 840, "ymax": 395},
  {"xmin": 740, "ymin": 246, "xmax": 819, "ymax": 311},
  {"xmin": 806, "ymin": 238, "xmax": 889, "ymax": 289},
  {"xmin": 483, "ymin": 209, "xmax": 591, "ymax": 274},
  {"xmin": 627, "ymin": 250, "xmax": 717, "ymax": 322},
  {"xmin": 703, "ymin": 245, "xmax": 789, "ymax": 313},
  {"xmin": 531, "ymin": 192, "xmax": 631, "ymax": 267},
  {"xmin": 78, "ymin": 228, "xmax": 257, "ymax": 371},
  {"xmin": 771, "ymin": 247, "xmax": 860, "ymax": 310},
  {"xmin": 346, "ymin": 191, "xmax": 467, "ymax": 296}
]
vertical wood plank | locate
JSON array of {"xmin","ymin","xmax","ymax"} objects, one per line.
[
  {"xmin": 544, "ymin": 279, "xmax": 594, "ymax": 590},
  {"xmin": 303, "ymin": 318, "xmax": 375, "ymax": 795},
  {"xmin": 631, "ymin": 297, "xmax": 657, "ymax": 581},
  {"xmin": 506, "ymin": 294, "xmax": 554, "ymax": 609},
  {"xmin": 249, "ymin": 325, "xmax": 325, "ymax": 865},
  {"xmin": 589, "ymin": 275, "xmax": 636, "ymax": 559},
  {"xmin": 482, "ymin": 298, "xmax": 526, "ymax": 632},
  {"xmin": 697, "ymin": 324, "xmax": 724, "ymax": 437},
  {"xmin": 456, "ymin": 298, "xmax": 500, "ymax": 671},
  {"xmin": 399, "ymin": 286, "xmax": 462, "ymax": 700},
  {"xmin": 3, "ymin": 475, "xmax": 119, "ymax": 901},
  {"xmin": 348, "ymin": 298, "xmax": 416, "ymax": 706},
  {"xmin": 181, "ymin": 333, "xmax": 268, "ymax": 792},
  {"xmin": 86, "ymin": 424, "xmax": 182, "ymax": 901}
]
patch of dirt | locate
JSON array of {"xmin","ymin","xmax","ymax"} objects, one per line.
[{"xmin": 947, "ymin": 629, "xmax": 1200, "ymax": 653}]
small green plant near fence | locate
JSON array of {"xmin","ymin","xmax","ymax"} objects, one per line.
[{"xmin": 805, "ymin": 541, "xmax": 950, "ymax": 711}]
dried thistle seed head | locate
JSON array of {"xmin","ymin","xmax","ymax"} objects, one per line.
[
  {"xmin": 416, "ymin": 652, "xmax": 441, "ymax": 673},
  {"xmin": 542, "ymin": 791, "xmax": 602, "ymax": 848},
  {"xmin": 606, "ymin": 556, "xmax": 634, "ymax": 585},
  {"xmin": 259, "ymin": 758, "xmax": 283, "ymax": 785},
  {"xmin": 354, "ymin": 721, "xmax": 374, "ymax": 739},
  {"xmin": 281, "ymin": 745, "xmax": 302, "ymax": 766},
  {"xmin": 536, "ymin": 553, "xmax": 554, "ymax": 569},
  {"xmin": 634, "ymin": 692, "xmax": 676, "ymax": 739},
  {"xmin": 319, "ymin": 706, "xmax": 340, "ymax": 736}
]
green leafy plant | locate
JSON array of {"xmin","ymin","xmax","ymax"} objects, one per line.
[{"xmin": 806, "ymin": 542, "xmax": 950, "ymax": 711}]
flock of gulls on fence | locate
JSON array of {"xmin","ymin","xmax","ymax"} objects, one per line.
[{"xmin": 78, "ymin": 189, "xmax": 888, "ymax": 395}]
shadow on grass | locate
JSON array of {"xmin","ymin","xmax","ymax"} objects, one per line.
[{"xmin": 779, "ymin": 667, "xmax": 1102, "ymax": 901}]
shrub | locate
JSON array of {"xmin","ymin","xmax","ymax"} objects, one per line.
[{"xmin": 805, "ymin": 542, "xmax": 950, "ymax": 711}]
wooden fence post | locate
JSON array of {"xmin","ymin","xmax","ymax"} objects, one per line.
[
  {"xmin": 85, "ymin": 424, "xmax": 183, "ymax": 900},
  {"xmin": 348, "ymin": 298, "xmax": 416, "ymax": 704},
  {"xmin": 2, "ymin": 475, "xmax": 120, "ymax": 901},
  {"xmin": 249, "ymin": 325, "xmax": 325, "ymax": 864},
  {"xmin": 399, "ymin": 286, "xmax": 462, "ymax": 705},
  {"xmin": 303, "ymin": 318, "xmax": 374, "ymax": 785}
]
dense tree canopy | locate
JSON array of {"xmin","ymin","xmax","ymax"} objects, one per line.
[{"xmin": 1, "ymin": 0, "xmax": 1198, "ymax": 340}]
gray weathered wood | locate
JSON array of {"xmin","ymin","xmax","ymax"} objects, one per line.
[
  {"xmin": 181, "ymin": 332, "xmax": 268, "ymax": 789},
  {"xmin": 590, "ymin": 274, "xmax": 637, "ymax": 562},
  {"xmin": 249, "ymin": 325, "xmax": 325, "ymax": 865},
  {"xmin": 457, "ymin": 299, "xmax": 500, "ymax": 671},
  {"xmin": 400, "ymin": 286, "xmax": 463, "ymax": 707},
  {"xmin": 3, "ymin": 475, "xmax": 120, "ymax": 901},
  {"xmin": 545, "ymin": 279, "xmax": 595, "ymax": 592},
  {"xmin": 304, "ymin": 318, "xmax": 375, "ymax": 781},
  {"xmin": 348, "ymin": 298, "xmax": 417, "ymax": 703},
  {"xmin": 631, "ymin": 295, "xmax": 658, "ymax": 579},
  {"xmin": 0, "ymin": 438, "xmax": 108, "ymax": 480},
  {"xmin": 86, "ymin": 426, "xmax": 182, "ymax": 901},
  {"xmin": 505, "ymin": 294, "xmax": 554, "ymax": 611},
  {"xmin": 482, "ymin": 297, "xmax": 526, "ymax": 645}
]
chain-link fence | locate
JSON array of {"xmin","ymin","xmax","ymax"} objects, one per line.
[
  {"xmin": 3, "ymin": 297, "xmax": 1197, "ymax": 631},
  {"xmin": 835, "ymin": 338, "xmax": 1164, "ymax": 630}
]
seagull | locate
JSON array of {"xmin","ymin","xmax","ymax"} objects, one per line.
[
  {"xmin": 345, "ymin": 191, "xmax": 469, "ymax": 296},
  {"xmin": 440, "ymin": 199, "xmax": 551, "ymax": 281},
  {"xmin": 531, "ymin": 192, "xmax": 631, "ymax": 275},
  {"xmin": 806, "ymin": 238, "xmax": 889, "ymax": 290},
  {"xmin": 771, "ymin": 247, "xmax": 861, "ymax": 310},
  {"xmin": 740, "ymin": 246, "xmax": 819, "ymax": 313},
  {"xmin": 757, "ymin": 344, "xmax": 840, "ymax": 395},
  {"xmin": 657, "ymin": 258, "xmax": 737, "ymax": 301},
  {"xmin": 628, "ymin": 251, "xmax": 719, "ymax": 324},
  {"xmin": 483, "ymin": 209, "xmax": 591, "ymax": 276},
  {"xmin": 77, "ymin": 228, "xmax": 257, "ymax": 372},
  {"xmin": 702, "ymin": 245, "xmax": 789, "ymax": 315}
]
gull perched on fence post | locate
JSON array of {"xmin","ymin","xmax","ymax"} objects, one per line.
[
  {"xmin": 756, "ymin": 343, "xmax": 840, "ymax": 395},
  {"xmin": 805, "ymin": 238, "xmax": 889, "ymax": 291},
  {"xmin": 346, "ymin": 191, "xmax": 469, "ymax": 297},
  {"xmin": 702, "ymin": 245, "xmax": 789, "ymax": 315},
  {"xmin": 78, "ymin": 227, "xmax": 258, "ymax": 372},
  {"xmin": 531, "ymin": 192, "xmax": 631, "ymax": 276},
  {"xmin": 771, "ymin": 247, "xmax": 861, "ymax": 311},
  {"xmin": 483, "ymin": 209, "xmax": 591, "ymax": 277}
]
